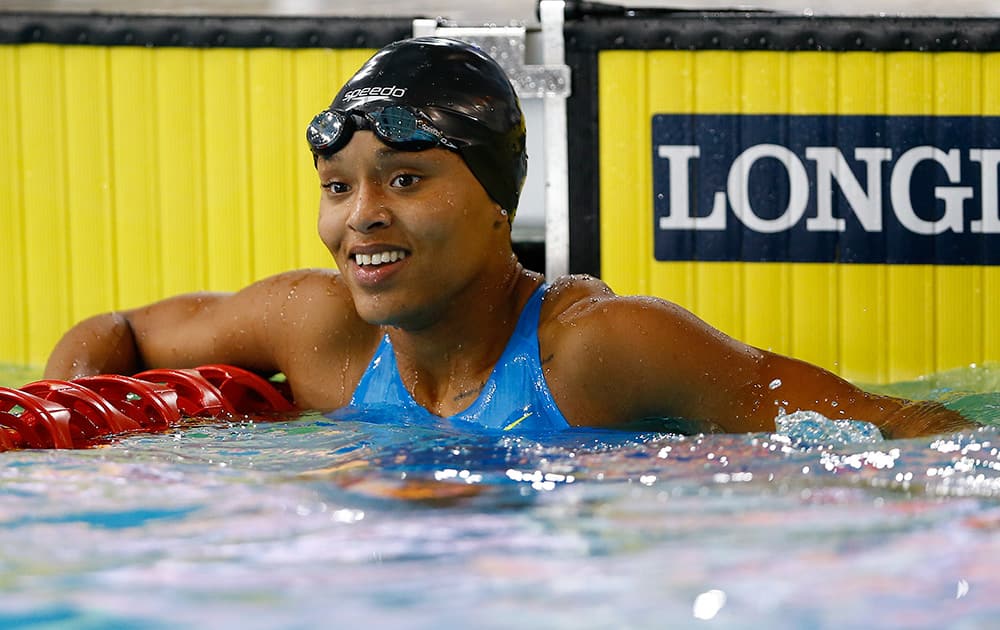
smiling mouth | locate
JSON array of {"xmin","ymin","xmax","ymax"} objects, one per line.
[{"xmin": 354, "ymin": 250, "xmax": 407, "ymax": 267}]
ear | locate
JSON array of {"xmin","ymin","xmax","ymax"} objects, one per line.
[{"xmin": 492, "ymin": 205, "xmax": 511, "ymax": 230}]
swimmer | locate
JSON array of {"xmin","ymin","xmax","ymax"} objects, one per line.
[{"xmin": 45, "ymin": 37, "xmax": 972, "ymax": 439}]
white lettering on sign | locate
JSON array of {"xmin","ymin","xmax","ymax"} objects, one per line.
[{"xmin": 970, "ymin": 149, "xmax": 1000, "ymax": 233}]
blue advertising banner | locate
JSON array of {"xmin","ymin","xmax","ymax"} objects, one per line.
[{"xmin": 652, "ymin": 114, "xmax": 1000, "ymax": 264}]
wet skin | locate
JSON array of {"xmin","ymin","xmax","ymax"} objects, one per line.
[{"xmin": 45, "ymin": 132, "xmax": 973, "ymax": 438}]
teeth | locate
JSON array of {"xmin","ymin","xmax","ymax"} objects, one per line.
[{"xmin": 355, "ymin": 250, "xmax": 406, "ymax": 266}]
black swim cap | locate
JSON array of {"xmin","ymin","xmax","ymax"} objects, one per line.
[{"xmin": 321, "ymin": 37, "xmax": 527, "ymax": 218}]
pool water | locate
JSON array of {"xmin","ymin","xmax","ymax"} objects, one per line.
[{"xmin": 1, "ymin": 364, "xmax": 998, "ymax": 628}]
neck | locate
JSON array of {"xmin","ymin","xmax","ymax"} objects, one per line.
[{"xmin": 388, "ymin": 258, "xmax": 541, "ymax": 414}]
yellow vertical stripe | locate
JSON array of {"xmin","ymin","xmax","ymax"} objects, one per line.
[
  {"xmin": 0, "ymin": 46, "xmax": 27, "ymax": 364},
  {"xmin": 63, "ymin": 46, "xmax": 115, "ymax": 325},
  {"xmin": 935, "ymin": 53, "xmax": 980, "ymax": 115},
  {"xmin": 838, "ymin": 53, "xmax": 885, "ymax": 115},
  {"xmin": 987, "ymin": 268, "xmax": 1000, "ymax": 363},
  {"xmin": 740, "ymin": 51, "xmax": 788, "ymax": 113},
  {"xmin": 293, "ymin": 49, "xmax": 340, "ymax": 270},
  {"xmin": 742, "ymin": 264, "xmax": 791, "ymax": 354},
  {"xmin": 789, "ymin": 261, "xmax": 839, "ymax": 372},
  {"xmin": 19, "ymin": 45, "xmax": 71, "ymax": 364},
  {"xmin": 247, "ymin": 49, "xmax": 296, "ymax": 280},
  {"xmin": 599, "ymin": 51, "xmax": 649, "ymax": 296},
  {"xmin": 694, "ymin": 51, "xmax": 739, "ymax": 113},
  {"xmin": 789, "ymin": 52, "xmax": 835, "ymax": 113},
  {"xmin": 885, "ymin": 53, "xmax": 933, "ymax": 115},
  {"xmin": 202, "ymin": 48, "xmax": 252, "ymax": 292},
  {"xmin": 936, "ymin": 266, "xmax": 983, "ymax": 372},
  {"xmin": 839, "ymin": 265, "xmax": 888, "ymax": 383},
  {"xmin": 156, "ymin": 48, "xmax": 206, "ymax": 296},
  {"xmin": 109, "ymin": 46, "xmax": 162, "ymax": 310},
  {"xmin": 985, "ymin": 52, "xmax": 1000, "ymax": 124},
  {"xmin": 886, "ymin": 266, "xmax": 936, "ymax": 381}
]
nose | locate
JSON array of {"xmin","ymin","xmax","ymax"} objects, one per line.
[{"xmin": 347, "ymin": 180, "xmax": 391, "ymax": 234}]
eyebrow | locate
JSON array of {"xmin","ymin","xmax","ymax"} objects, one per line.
[
  {"xmin": 318, "ymin": 152, "xmax": 344, "ymax": 167},
  {"xmin": 375, "ymin": 146, "xmax": 402, "ymax": 162}
]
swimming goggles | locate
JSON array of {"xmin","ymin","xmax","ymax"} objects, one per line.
[{"xmin": 306, "ymin": 105, "xmax": 460, "ymax": 156}]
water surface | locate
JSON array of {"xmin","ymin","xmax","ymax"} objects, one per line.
[{"xmin": 1, "ymin": 364, "xmax": 998, "ymax": 628}]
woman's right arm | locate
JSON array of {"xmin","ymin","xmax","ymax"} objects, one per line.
[
  {"xmin": 43, "ymin": 291, "xmax": 261, "ymax": 380},
  {"xmin": 45, "ymin": 310, "xmax": 145, "ymax": 379},
  {"xmin": 43, "ymin": 270, "xmax": 337, "ymax": 380}
]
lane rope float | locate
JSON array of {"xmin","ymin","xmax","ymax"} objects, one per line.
[{"xmin": 0, "ymin": 364, "xmax": 295, "ymax": 451}]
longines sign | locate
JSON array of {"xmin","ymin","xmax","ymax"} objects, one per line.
[{"xmin": 652, "ymin": 114, "xmax": 1000, "ymax": 264}]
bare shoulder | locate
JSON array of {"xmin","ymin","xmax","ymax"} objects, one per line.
[
  {"xmin": 129, "ymin": 268, "xmax": 361, "ymax": 337},
  {"xmin": 538, "ymin": 274, "xmax": 614, "ymax": 322},
  {"xmin": 244, "ymin": 267, "xmax": 351, "ymax": 306},
  {"xmin": 540, "ymin": 274, "xmax": 704, "ymax": 335},
  {"xmin": 538, "ymin": 275, "xmax": 760, "ymax": 426},
  {"xmin": 244, "ymin": 268, "xmax": 380, "ymax": 409},
  {"xmin": 251, "ymin": 268, "xmax": 377, "ymax": 351},
  {"xmin": 250, "ymin": 268, "xmax": 352, "ymax": 317}
]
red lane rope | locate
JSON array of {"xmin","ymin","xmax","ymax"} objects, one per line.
[{"xmin": 0, "ymin": 365, "xmax": 295, "ymax": 451}]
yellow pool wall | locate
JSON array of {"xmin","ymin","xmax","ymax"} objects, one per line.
[{"xmin": 1, "ymin": 43, "xmax": 374, "ymax": 367}]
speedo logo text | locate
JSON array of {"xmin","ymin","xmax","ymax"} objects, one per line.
[{"xmin": 342, "ymin": 85, "xmax": 408, "ymax": 101}]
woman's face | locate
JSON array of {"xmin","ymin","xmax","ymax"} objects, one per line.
[{"xmin": 316, "ymin": 132, "xmax": 509, "ymax": 330}]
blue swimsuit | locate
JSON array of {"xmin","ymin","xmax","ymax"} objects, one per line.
[{"xmin": 347, "ymin": 284, "xmax": 570, "ymax": 432}]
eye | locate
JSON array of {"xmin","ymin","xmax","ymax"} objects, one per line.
[
  {"xmin": 322, "ymin": 181, "xmax": 349, "ymax": 194},
  {"xmin": 390, "ymin": 173, "xmax": 421, "ymax": 188}
]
